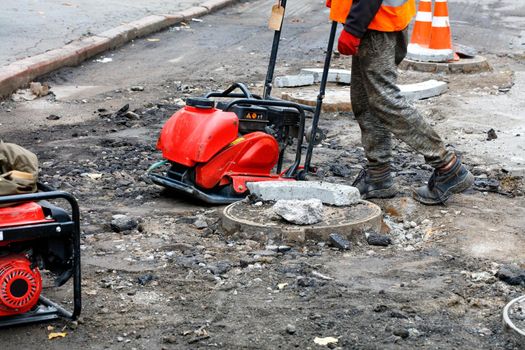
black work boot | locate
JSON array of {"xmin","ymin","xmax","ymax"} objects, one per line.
[
  {"xmin": 352, "ymin": 166, "xmax": 398, "ymax": 199},
  {"xmin": 412, "ymin": 157, "xmax": 474, "ymax": 205}
]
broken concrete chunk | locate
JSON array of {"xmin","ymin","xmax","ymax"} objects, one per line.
[
  {"xmin": 496, "ymin": 264, "xmax": 525, "ymax": 286},
  {"xmin": 366, "ymin": 232, "xmax": 392, "ymax": 247},
  {"xmin": 247, "ymin": 181, "xmax": 360, "ymax": 206},
  {"xmin": 328, "ymin": 233, "xmax": 351, "ymax": 250},
  {"xmin": 273, "ymin": 199, "xmax": 324, "ymax": 225},
  {"xmin": 274, "ymin": 74, "xmax": 315, "ymax": 88},
  {"xmin": 29, "ymin": 82, "xmax": 50, "ymax": 97},
  {"xmin": 110, "ymin": 214, "xmax": 138, "ymax": 232},
  {"xmin": 193, "ymin": 215, "xmax": 208, "ymax": 229},
  {"xmin": 453, "ymin": 43, "xmax": 478, "ymax": 59}
]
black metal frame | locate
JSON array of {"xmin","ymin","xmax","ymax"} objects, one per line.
[{"xmin": 0, "ymin": 184, "xmax": 81, "ymax": 327}]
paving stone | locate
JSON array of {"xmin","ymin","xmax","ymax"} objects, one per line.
[
  {"xmin": 281, "ymin": 80, "xmax": 448, "ymax": 112},
  {"xmin": 274, "ymin": 74, "xmax": 315, "ymax": 88},
  {"xmin": 398, "ymin": 80, "xmax": 448, "ymax": 100},
  {"xmin": 300, "ymin": 68, "xmax": 351, "ymax": 84}
]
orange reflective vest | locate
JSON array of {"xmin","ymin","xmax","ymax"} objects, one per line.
[{"xmin": 330, "ymin": 0, "xmax": 416, "ymax": 33}]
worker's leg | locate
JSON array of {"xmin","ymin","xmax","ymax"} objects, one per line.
[
  {"xmin": 357, "ymin": 30, "xmax": 453, "ymax": 168},
  {"xmin": 350, "ymin": 54, "xmax": 397, "ymax": 198},
  {"xmin": 357, "ymin": 30, "xmax": 473, "ymax": 204}
]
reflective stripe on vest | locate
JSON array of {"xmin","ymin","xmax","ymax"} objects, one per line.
[
  {"xmin": 383, "ymin": 0, "xmax": 409, "ymax": 7},
  {"xmin": 330, "ymin": 0, "xmax": 416, "ymax": 33}
]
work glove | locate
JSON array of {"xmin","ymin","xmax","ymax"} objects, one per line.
[
  {"xmin": 326, "ymin": 0, "xmax": 331, "ymax": 7},
  {"xmin": 337, "ymin": 30, "xmax": 361, "ymax": 56}
]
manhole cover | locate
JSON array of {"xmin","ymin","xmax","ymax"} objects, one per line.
[
  {"xmin": 504, "ymin": 295, "xmax": 525, "ymax": 339},
  {"xmin": 221, "ymin": 200, "xmax": 382, "ymax": 243}
]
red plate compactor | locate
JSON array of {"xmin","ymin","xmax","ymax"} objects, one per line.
[
  {"xmin": 0, "ymin": 184, "xmax": 81, "ymax": 327},
  {"xmin": 148, "ymin": 0, "xmax": 339, "ymax": 204}
]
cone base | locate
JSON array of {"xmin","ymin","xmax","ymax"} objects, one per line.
[
  {"xmin": 400, "ymin": 55, "xmax": 491, "ymax": 74},
  {"xmin": 407, "ymin": 44, "xmax": 454, "ymax": 63}
]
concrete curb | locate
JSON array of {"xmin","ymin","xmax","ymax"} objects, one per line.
[{"xmin": 0, "ymin": 0, "xmax": 238, "ymax": 99}]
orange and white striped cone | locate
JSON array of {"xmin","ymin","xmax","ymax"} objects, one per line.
[
  {"xmin": 407, "ymin": 0, "xmax": 455, "ymax": 62},
  {"xmin": 408, "ymin": 0, "xmax": 432, "ymax": 49},
  {"xmin": 428, "ymin": 0, "xmax": 455, "ymax": 61}
]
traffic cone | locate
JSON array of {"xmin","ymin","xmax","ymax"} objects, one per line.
[
  {"xmin": 428, "ymin": 0, "xmax": 454, "ymax": 60},
  {"xmin": 409, "ymin": 0, "xmax": 432, "ymax": 48}
]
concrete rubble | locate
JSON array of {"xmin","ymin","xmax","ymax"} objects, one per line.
[{"xmin": 272, "ymin": 199, "xmax": 324, "ymax": 225}]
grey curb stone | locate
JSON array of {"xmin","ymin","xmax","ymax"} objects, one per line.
[
  {"xmin": 300, "ymin": 68, "xmax": 351, "ymax": 84},
  {"xmin": 0, "ymin": 0, "xmax": 238, "ymax": 98},
  {"xmin": 247, "ymin": 181, "xmax": 361, "ymax": 206},
  {"xmin": 274, "ymin": 75, "xmax": 315, "ymax": 88}
]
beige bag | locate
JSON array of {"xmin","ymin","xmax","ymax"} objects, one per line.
[{"xmin": 0, "ymin": 141, "xmax": 39, "ymax": 196}]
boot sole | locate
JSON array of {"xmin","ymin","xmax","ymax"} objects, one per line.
[{"xmin": 412, "ymin": 172, "xmax": 475, "ymax": 205}]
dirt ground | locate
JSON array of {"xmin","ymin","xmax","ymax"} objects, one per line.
[{"xmin": 1, "ymin": 0, "xmax": 524, "ymax": 349}]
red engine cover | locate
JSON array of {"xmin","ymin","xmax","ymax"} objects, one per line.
[
  {"xmin": 196, "ymin": 132, "xmax": 280, "ymax": 189},
  {"xmin": 157, "ymin": 105, "xmax": 239, "ymax": 167},
  {"xmin": 0, "ymin": 202, "xmax": 49, "ymax": 229},
  {"xmin": 0, "ymin": 255, "xmax": 42, "ymax": 317}
]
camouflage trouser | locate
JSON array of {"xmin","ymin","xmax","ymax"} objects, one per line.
[{"xmin": 351, "ymin": 29, "xmax": 454, "ymax": 169}]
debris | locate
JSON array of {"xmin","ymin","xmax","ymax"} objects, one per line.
[
  {"xmin": 83, "ymin": 173, "xmax": 103, "ymax": 180},
  {"xmin": 137, "ymin": 274, "xmax": 156, "ymax": 286},
  {"xmin": 277, "ymin": 283, "xmax": 288, "ymax": 290},
  {"xmin": 487, "ymin": 129, "xmax": 498, "ymax": 141},
  {"xmin": 110, "ymin": 214, "xmax": 138, "ymax": 233},
  {"xmin": 29, "ymin": 82, "xmax": 50, "ymax": 97},
  {"xmin": 48, "ymin": 332, "xmax": 67, "ymax": 340},
  {"xmin": 130, "ymin": 86, "xmax": 145, "ymax": 92},
  {"xmin": 146, "ymin": 38, "xmax": 160, "ymax": 42},
  {"xmin": 297, "ymin": 276, "xmax": 316, "ymax": 288},
  {"xmin": 474, "ymin": 178, "xmax": 500, "ymax": 192},
  {"xmin": 393, "ymin": 327, "xmax": 410, "ymax": 339},
  {"xmin": 366, "ymin": 232, "xmax": 392, "ymax": 247},
  {"xmin": 109, "ymin": 104, "xmax": 130, "ymax": 119},
  {"xmin": 470, "ymin": 271, "xmax": 494, "ymax": 283},
  {"xmin": 329, "ymin": 163, "xmax": 352, "ymax": 177},
  {"xmin": 311, "ymin": 271, "xmax": 333, "ymax": 281},
  {"xmin": 95, "ymin": 57, "xmax": 113, "ymax": 63},
  {"xmin": 286, "ymin": 324, "xmax": 296, "ymax": 335},
  {"xmin": 313, "ymin": 336, "xmax": 338, "ymax": 346},
  {"xmin": 266, "ymin": 245, "xmax": 292, "ymax": 253},
  {"xmin": 496, "ymin": 264, "xmax": 525, "ymax": 286},
  {"xmin": 193, "ymin": 216, "xmax": 208, "ymax": 229},
  {"xmin": 209, "ymin": 261, "xmax": 231, "ymax": 275},
  {"xmin": 328, "ymin": 233, "xmax": 351, "ymax": 250},
  {"xmin": 11, "ymin": 89, "xmax": 37, "ymax": 102},
  {"xmin": 47, "ymin": 114, "xmax": 61, "ymax": 121},
  {"xmin": 453, "ymin": 43, "xmax": 478, "ymax": 59},
  {"xmin": 191, "ymin": 18, "xmax": 203, "ymax": 22},
  {"xmin": 273, "ymin": 199, "xmax": 324, "ymax": 225},
  {"xmin": 124, "ymin": 111, "xmax": 140, "ymax": 120}
]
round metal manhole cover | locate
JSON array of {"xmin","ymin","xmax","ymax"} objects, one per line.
[
  {"xmin": 221, "ymin": 200, "xmax": 382, "ymax": 243},
  {"xmin": 504, "ymin": 295, "xmax": 525, "ymax": 340}
]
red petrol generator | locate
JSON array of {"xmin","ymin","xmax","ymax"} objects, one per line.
[{"xmin": 0, "ymin": 184, "xmax": 81, "ymax": 327}]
